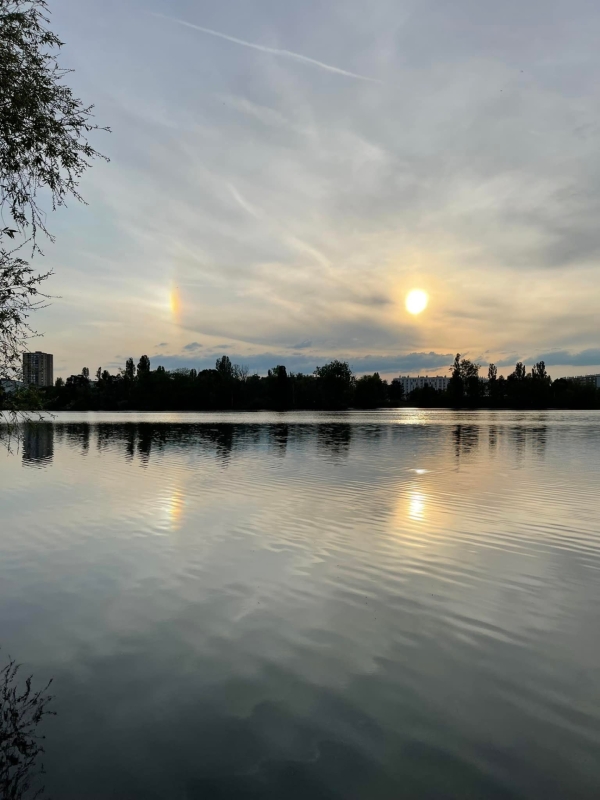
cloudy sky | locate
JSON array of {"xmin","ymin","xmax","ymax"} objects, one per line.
[{"xmin": 37, "ymin": 0, "xmax": 600, "ymax": 378}]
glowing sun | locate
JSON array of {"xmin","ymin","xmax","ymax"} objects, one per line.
[{"xmin": 405, "ymin": 289, "xmax": 428, "ymax": 315}]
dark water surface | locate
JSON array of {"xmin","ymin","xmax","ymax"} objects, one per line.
[{"xmin": 1, "ymin": 410, "xmax": 600, "ymax": 798}]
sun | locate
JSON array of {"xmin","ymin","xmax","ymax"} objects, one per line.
[{"xmin": 405, "ymin": 289, "xmax": 428, "ymax": 315}]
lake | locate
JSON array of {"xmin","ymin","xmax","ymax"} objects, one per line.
[{"xmin": 1, "ymin": 410, "xmax": 600, "ymax": 798}]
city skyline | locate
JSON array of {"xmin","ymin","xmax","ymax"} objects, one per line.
[{"xmin": 32, "ymin": 0, "xmax": 600, "ymax": 379}]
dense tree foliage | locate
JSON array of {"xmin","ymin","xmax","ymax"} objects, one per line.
[
  {"xmin": 1, "ymin": 0, "xmax": 108, "ymax": 239},
  {"xmin": 313, "ymin": 360, "xmax": 355, "ymax": 409},
  {"xmin": 354, "ymin": 372, "xmax": 388, "ymax": 409}
]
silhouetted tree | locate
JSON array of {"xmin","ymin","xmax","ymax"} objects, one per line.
[
  {"xmin": 215, "ymin": 355, "xmax": 235, "ymax": 407},
  {"xmin": 462, "ymin": 358, "xmax": 480, "ymax": 402},
  {"xmin": 493, "ymin": 373, "xmax": 506, "ymax": 403},
  {"xmin": 510, "ymin": 362, "xmax": 526, "ymax": 381},
  {"xmin": 65, "ymin": 374, "xmax": 87, "ymax": 388},
  {"xmin": 531, "ymin": 361, "xmax": 548, "ymax": 381},
  {"xmin": 233, "ymin": 364, "xmax": 249, "ymax": 382},
  {"xmin": 314, "ymin": 360, "xmax": 354, "ymax": 409},
  {"xmin": 529, "ymin": 360, "xmax": 551, "ymax": 407},
  {"xmin": 137, "ymin": 355, "xmax": 150, "ymax": 376},
  {"xmin": 268, "ymin": 365, "xmax": 290, "ymax": 410},
  {"xmin": 0, "ymin": 652, "xmax": 54, "ymax": 799},
  {"xmin": 81, "ymin": 367, "xmax": 89, "ymax": 381},
  {"xmin": 388, "ymin": 378, "xmax": 405, "ymax": 407},
  {"xmin": 215, "ymin": 355, "xmax": 233, "ymax": 380},
  {"xmin": 354, "ymin": 372, "xmax": 388, "ymax": 408},
  {"xmin": 124, "ymin": 358, "xmax": 135, "ymax": 381},
  {"xmin": 449, "ymin": 353, "xmax": 464, "ymax": 404},
  {"xmin": 507, "ymin": 361, "xmax": 528, "ymax": 406},
  {"xmin": 487, "ymin": 363, "xmax": 500, "ymax": 405},
  {"xmin": 448, "ymin": 354, "xmax": 480, "ymax": 405}
]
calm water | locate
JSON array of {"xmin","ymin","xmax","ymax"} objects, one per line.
[{"xmin": 1, "ymin": 410, "xmax": 600, "ymax": 798}]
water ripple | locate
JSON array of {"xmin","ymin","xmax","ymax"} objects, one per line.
[{"xmin": 1, "ymin": 411, "xmax": 600, "ymax": 798}]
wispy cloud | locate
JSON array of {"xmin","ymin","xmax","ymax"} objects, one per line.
[
  {"xmin": 152, "ymin": 13, "xmax": 382, "ymax": 83},
  {"xmin": 498, "ymin": 349, "xmax": 600, "ymax": 368}
]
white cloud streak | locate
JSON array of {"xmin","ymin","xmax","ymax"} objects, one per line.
[{"xmin": 152, "ymin": 12, "xmax": 382, "ymax": 83}]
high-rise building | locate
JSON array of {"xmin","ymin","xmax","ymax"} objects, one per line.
[{"xmin": 23, "ymin": 351, "xmax": 54, "ymax": 387}]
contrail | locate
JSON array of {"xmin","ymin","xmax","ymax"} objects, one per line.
[{"xmin": 152, "ymin": 12, "xmax": 381, "ymax": 83}]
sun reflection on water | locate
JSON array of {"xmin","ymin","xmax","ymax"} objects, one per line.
[
  {"xmin": 408, "ymin": 490, "xmax": 426, "ymax": 521},
  {"xmin": 159, "ymin": 487, "xmax": 185, "ymax": 531}
]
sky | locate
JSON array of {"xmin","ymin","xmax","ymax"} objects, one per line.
[{"xmin": 32, "ymin": 0, "xmax": 600, "ymax": 379}]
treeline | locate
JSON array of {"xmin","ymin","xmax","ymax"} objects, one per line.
[
  {"xmin": 41, "ymin": 357, "xmax": 402, "ymax": 411},
  {"xmin": 3, "ymin": 353, "xmax": 599, "ymax": 412},
  {"xmin": 412, "ymin": 355, "xmax": 600, "ymax": 409}
]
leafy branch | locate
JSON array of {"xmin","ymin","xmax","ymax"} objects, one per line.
[
  {"xmin": 0, "ymin": 652, "xmax": 54, "ymax": 799},
  {"xmin": 0, "ymin": 0, "xmax": 109, "ymax": 246}
]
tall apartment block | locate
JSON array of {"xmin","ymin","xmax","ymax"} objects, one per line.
[{"xmin": 23, "ymin": 351, "xmax": 54, "ymax": 387}]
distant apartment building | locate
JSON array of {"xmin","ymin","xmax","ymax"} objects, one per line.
[
  {"xmin": 23, "ymin": 351, "xmax": 54, "ymax": 387},
  {"xmin": 396, "ymin": 375, "xmax": 450, "ymax": 394},
  {"xmin": 565, "ymin": 373, "xmax": 600, "ymax": 389}
]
